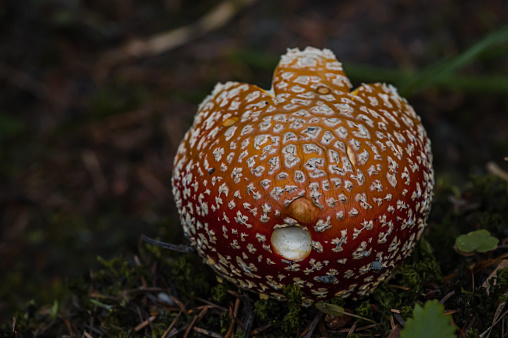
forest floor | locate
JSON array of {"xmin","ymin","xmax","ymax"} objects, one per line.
[{"xmin": 1, "ymin": 0, "xmax": 507, "ymax": 336}]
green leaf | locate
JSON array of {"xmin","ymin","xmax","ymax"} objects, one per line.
[
  {"xmin": 401, "ymin": 300, "xmax": 455, "ymax": 338},
  {"xmin": 315, "ymin": 302, "xmax": 345, "ymax": 316},
  {"xmin": 455, "ymin": 229, "xmax": 499, "ymax": 253},
  {"xmin": 50, "ymin": 300, "xmax": 59, "ymax": 321},
  {"xmin": 344, "ymin": 25, "xmax": 508, "ymax": 97},
  {"xmin": 476, "ymin": 236, "xmax": 500, "ymax": 253},
  {"xmin": 89, "ymin": 299, "xmax": 113, "ymax": 311},
  {"xmin": 315, "ymin": 302, "xmax": 376, "ymax": 324},
  {"xmin": 398, "ymin": 25, "xmax": 508, "ymax": 96}
]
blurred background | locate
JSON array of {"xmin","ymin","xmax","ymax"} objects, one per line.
[{"xmin": 1, "ymin": 0, "xmax": 507, "ymax": 323}]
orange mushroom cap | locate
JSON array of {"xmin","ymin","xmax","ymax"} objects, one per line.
[{"xmin": 171, "ymin": 47, "xmax": 434, "ymax": 303}]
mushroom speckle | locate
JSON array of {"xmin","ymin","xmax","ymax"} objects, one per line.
[{"xmin": 172, "ymin": 47, "xmax": 434, "ymax": 303}]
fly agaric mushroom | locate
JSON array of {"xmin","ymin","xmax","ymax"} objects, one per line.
[{"xmin": 172, "ymin": 47, "xmax": 433, "ymax": 303}]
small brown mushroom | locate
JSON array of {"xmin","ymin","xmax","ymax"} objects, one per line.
[{"xmin": 171, "ymin": 47, "xmax": 434, "ymax": 303}]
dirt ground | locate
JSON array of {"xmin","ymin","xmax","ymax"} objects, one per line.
[{"xmin": 1, "ymin": 0, "xmax": 507, "ymax": 325}]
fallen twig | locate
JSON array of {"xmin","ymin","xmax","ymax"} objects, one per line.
[
  {"xmin": 250, "ymin": 323, "xmax": 272, "ymax": 335},
  {"xmin": 486, "ymin": 161, "xmax": 508, "ymax": 182},
  {"xmin": 440, "ymin": 290, "xmax": 456, "ymax": 304},
  {"xmin": 302, "ymin": 311, "xmax": 322, "ymax": 338},
  {"xmin": 162, "ymin": 307, "xmax": 184, "ymax": 338},
  {"xmin": 225, "ymin": 297, "xmax": 241, "ymax": 337},
  {"xmin": 347, "ymin": 320, "xmax": 358, "ymax": 336},
  {"xmin": 481, "ymin": 260, "xmax": 508, "ymax": 293},
  {"xmin": 100, "ymin": 0, "xmax": 259, "ymax": 65},
  {"xmin": 134, "ymin": 314, "xmax": 157, "ymax": 332},
  {"xmin": 240, "ymin": 294, "xmax": 254, "ymax": 337},
  {"xmin": 194, "ymin": 297, "xmax": 228, "ymax": 312},
  {"xmin": 141, "ymin": 234, "xmax": 195, "ymax": 253},
  {"xmin": 194, "ymin": 327, "xmax": 224, "ymax": 337},
  {"xmin": 392, "ymin": 312, "xmax": 406, "ymax": 327},
  {"xmin": 451, "ymin": 316, "xmax": 467, "ymax": 338}
]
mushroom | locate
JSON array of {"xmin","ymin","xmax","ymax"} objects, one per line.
[{"xmin": 171, "ymin": 47, "xmax": 433, "ymax": 303}]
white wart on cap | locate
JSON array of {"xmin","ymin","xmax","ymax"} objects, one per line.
[{"xmin": 271, "ymin": 226, "xmax": 312, "ymax": 261}]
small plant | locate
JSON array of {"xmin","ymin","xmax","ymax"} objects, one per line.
[
  {"xmin": 400, "ymin": 300, "xmax": 455, "ymax": 338},
  {"xmin": 455, "ymin": 229, "xmax": 499, "ymax": 255}
]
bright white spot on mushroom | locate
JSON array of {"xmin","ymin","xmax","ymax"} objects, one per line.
[{"xmin": 270, "ymin": 226, "xmax": 312, "ymax": 261}]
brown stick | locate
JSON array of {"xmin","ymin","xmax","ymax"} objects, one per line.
[
  {"xmin": 100, "ymin": 0, "xmax": 259, "ymax": 65},
  {"xmin": 161, "ymin": 308, "xmax": 184, "ymax": 338}
]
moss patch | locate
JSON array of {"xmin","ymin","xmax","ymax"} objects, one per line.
[{"xmin": 2, "ymin": 174, "xmax": 508, "ymax": 337}]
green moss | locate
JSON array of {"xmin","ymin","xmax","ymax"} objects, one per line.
[
  {"xmin": 354, "ymin": 300, "xmax": 375, "ymax": 324},
  {"xmin": 170, "ymin": 254, "xmax": 213, "ymax": 300},
  {"xmin": 253, "ymin": 297, "xmax": 282, "ymax": 323},
  {"xmin": 400, "ymin": 305, "xmax": 414, "ymax": 319},
  {"xmin": 474, "ymin": 212, "xmax": 506, "ymax": 237},
  {"xmin": 466, "ymin": 328, "xmax": 482, "ymax": 338},
  {"xmin": 349, "ymin": 334, "xmax": 363, "ymax": 338},
  {"xmin": 250, "ymin": 285, "xmax": 305, "ymax": 336},
  {"xmin": 452, "ymin": 286, "xmax": 494, "ymax": 330},
  {"xmin": 470, "ymin": 175, "xmax": 508, "ymax": 214},
  {"xmin": 234, "ymin": 328, "xmax": 244, "ymax": 337},
  {"xmin": 495, "ymin": 268, "xmax": 508, "ymax": 286},
  {"xmin": 490, "ymin": 268, "xmax": 508, "ymax": 302},
  {"xmin": 3, "ymin": 173, "xmax": 508, "ymax": 337},
  {"xmin": 362, "ymin": 238, "xmax": 444, "ymax": 331},
  {"xmin": 427, "ymin": 175, "xmax": 508, "ymax": 274},
  {"xmin": 327, "ymin": 295, "xmax": 347, "ymax": 308},
  {"xmin": 281, "ymin": 284, "xmax": 303, "ymax": 333},
  {"xmin": 211, "ymin": 282, "xmax": 230, "ymax": 305}
]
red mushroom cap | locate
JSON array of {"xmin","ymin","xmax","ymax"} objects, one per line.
[{"xmin": 171, "ymin": 47, "xmax": 434, "ymax": 303}]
